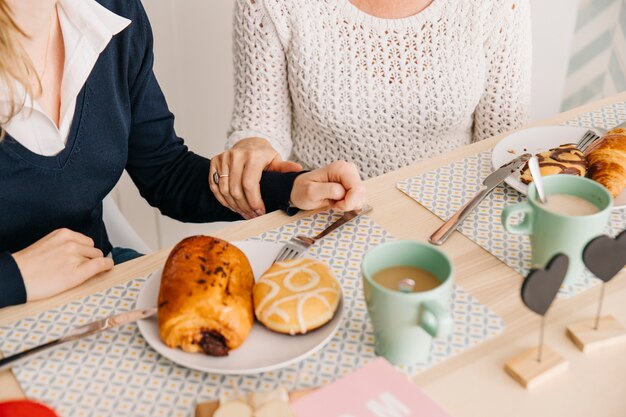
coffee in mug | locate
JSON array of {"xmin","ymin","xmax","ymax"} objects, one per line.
[
  {"xmin": 502, "ymin": 175, "xmax": 613, "ymax": 284},
  {"xmin": 362, "ymin": 240, "xmax": 453, "ymax": 365},
  {"xmin": 537, "ymin": 193, "xmax": 600, "ymax": 216},
  {"xmin": 372, "ymin": 266, "xmax": 441, "ymax": 293}
]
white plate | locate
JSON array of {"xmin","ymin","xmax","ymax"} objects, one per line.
[
  {"xmin": 136, "ymin": 241, "xmax": 344, "ymax": 375},
  {"xmin": 492, "ymin": 125, "xmax": 626, "ymax": 209}
]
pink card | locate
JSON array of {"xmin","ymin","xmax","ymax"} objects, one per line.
[{"xmin": 291, "ymin": 358, "xmax": 451, "ymax": 417}]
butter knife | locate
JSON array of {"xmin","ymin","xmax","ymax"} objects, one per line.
[
  {"xmin": 429, "ymin": 153, "xmax": 531, "ymax": 246},
  {"xmin": 0, "ymin": 307, "xmax": 157, "ymax": 373}
]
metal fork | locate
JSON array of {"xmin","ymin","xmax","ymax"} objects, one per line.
[
  {"xmin": 576, "ymin": 129, "xmax": 600, "ymax": 152},
  {"xmin": 577, "ymin": 121, "xmax": 626, "ymax": 152},
  {"xmin": 274, "ymin": 204, "xmax": 373, "ymax": 262}
]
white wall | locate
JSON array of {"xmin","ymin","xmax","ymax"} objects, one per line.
[
  {"xmin": 113, "ymin": 0, "xmax": 584, "ymax": 250},
  {"xmin": 112, "ymin": 0, "xmax": 237, "ymax": 249},
  {"xmin": 144, "ymin": 0, "xmax": 236, "ymax": 158},
  {"xmin": 529, "ymin": 0, "xmax": 581, "ymax": 121}
]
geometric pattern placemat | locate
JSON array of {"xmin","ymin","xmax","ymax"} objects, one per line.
[
  {"xmin": 398, "ymin": 101, "xmax": 626, "ymax": 298},
  {"xmin": 0, "ymin": 212, "xmax": 504, "ymax": 417}
]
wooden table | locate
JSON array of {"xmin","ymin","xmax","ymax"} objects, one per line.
[{"xmin": 2, "ymin": 92, "xmax": 626, "ymax": 416}]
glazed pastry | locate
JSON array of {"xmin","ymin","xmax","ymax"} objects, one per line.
[
  {"xmin": 520, "ymin": 144, "xmax": 587, "ymax": 184},
  {"xmin": 586, "ymin": 127, "xmax": 626, "ymax": 197},
  {"xmin": 253, "ymin": 259, "xmax": 341, "ymax": 335},
  {"xmin": 158, "ymin": 236, "xmax": 255, "ymax": 356}
]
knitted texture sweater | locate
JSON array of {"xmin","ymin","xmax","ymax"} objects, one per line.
[{"xmin": 227, "ymin": 0, "xmax": 532, "ymax": 178}]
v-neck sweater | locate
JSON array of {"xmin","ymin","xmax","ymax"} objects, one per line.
[{"xmin": 0, "ymin": 0, "xmax": 300, "ymax": 308}]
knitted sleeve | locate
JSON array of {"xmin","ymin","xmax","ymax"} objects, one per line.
[
  {"xmin": 226, "ymin": 0, "xmax": 293, "ymax": 160},
  {"xmin": 472, "ymin": 0, "xmax": 531, "ymax": 143}
]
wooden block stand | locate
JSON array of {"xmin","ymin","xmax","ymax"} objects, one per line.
[
  {"xmin": 505, "ymin": 345, "xmax": 569, "ymax": 389},
  {"xmin": 566, "ymin": 315, "xmax": 626, "ymax": 353},
  {"xmin": 196, "ymin": 389, "xmax": 313, "ymax": 417}
]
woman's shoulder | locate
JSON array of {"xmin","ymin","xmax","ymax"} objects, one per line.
[
  {"xmin": 90, "ymin": 1, "xmax": 154, "ymax": 78},
  {"xmin": 93, "ymin": 0, "xmax": 146, "ymax": 22},
  {"xmin": 472, "ymin": 0, "xmax": 528, "ymax": 21},
  {"xmin": 260, "ymin": 0, "xmax": 312, "ymax": 13},
  {"xmin": 456, "ymin": 0, "xmax": 528, "ymax": 39},
  {"xmin": 92, "ymin": 0, "xmax": 150, "ymax": 45},
  {"xmin": 238, "ymin": 0, "xmax": 315, "ymax": 44},
  {"xmin": 259, "ymin": 0, "xmax": 336, "ymax": 22}
]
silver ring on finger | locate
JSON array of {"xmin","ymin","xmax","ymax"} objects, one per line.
[{"xmin": 212, "ymin": 171, "xmax": 229, "ymax": 185}]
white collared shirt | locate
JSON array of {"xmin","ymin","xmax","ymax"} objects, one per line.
[{"xmin": 1, "ymin": 0, "xmax": 130, "ymax": 156}]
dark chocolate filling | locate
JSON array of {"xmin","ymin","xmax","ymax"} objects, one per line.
[
  {"xmin": 199, "ymin": 330, "xmax": 229, "ymax": 356},
  {"xmin": 521, "ymin": 145, "xmax": 586, "ymax": 181},
  {"xmin": 536, "ymin": 162, "xmax": 585, "ymax": 174},
  {"xmin": 547, "ymin": 147, "xmax": 586, "ymax": 165}
]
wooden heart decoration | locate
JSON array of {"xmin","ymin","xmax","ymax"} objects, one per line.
[
  {"xmin": 583, "ymin": 230, "xmax": 626, "ymax": 282},
  {"xmin": 521, "ymin": 254, "xmax": 569, "ymax": 316}
]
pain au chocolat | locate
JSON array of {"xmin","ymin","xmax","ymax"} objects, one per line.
[
  {"xmin": 520, "ymin": 144, "xmax": 587, "ymax": 184},
  {"xmin": 158, "ymin": 236, "xmax": 254, "ymax": 356}
]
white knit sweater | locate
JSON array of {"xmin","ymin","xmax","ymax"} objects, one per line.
[{"xmin": 227, "ymin": 0, "xmax": 532, "ymax": 179}]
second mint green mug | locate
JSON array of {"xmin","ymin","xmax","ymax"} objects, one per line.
[
  {"xmin": 362, "ymin": 240, "xmax": 453, "ymax": 365},
  {"xmin": 501, "ymin": 175, "xmax": 613, "ymax": 284}
]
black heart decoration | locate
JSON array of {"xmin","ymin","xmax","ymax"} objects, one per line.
[
  {"xmin": 521, "ymin": 254, "xmax": 569, "ymax": 316},
  {"xmin": 583, "ymin": 230, "xmax": 626, "ymax": 283}
]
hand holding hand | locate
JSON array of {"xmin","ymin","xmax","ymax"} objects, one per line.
[
  {"xmin": 290, "ymin": 161, "xmax": 366, "ymax": 211},
  {"xmin": 12, "ymin": 229, "xmax": 114, "ymax": 301},
  {"xmin": 209, "ymin": 138, "xmax": 302, "ymax": 219}
]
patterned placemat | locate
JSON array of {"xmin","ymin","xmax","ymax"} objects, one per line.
[
  {"xmin": 398, "ymin": 101, "xmax": 626, "ymax": 298},
  {"xmin": 0, "ymin": 212, "xmax": 504, "ymax": 417}
]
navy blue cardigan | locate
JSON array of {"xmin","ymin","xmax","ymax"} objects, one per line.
[{"xmin": 0, "ymin": 0, "xmax": 300, "ymax": 308}]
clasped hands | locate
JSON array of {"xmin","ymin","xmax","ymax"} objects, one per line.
[{"xmin": 209, "ymin": 137, "xmax": 366, "ymax": 218}]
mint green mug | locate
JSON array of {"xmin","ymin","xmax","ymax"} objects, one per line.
[
  {"xmin": 501, "ymin": 175, "xmax": 613, "ymax": 284},
  {"xmin": 362, "ymin": 241, "xmax": 454, "ymax": 365}
]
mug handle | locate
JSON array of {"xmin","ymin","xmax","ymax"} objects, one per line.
[
  {"xmin": 501, "ymin": 202, "xmax": 534, "ymax": 235},
  {"xmin": 419, "ymin": 300, "xmax": 453, "ymax": 338}
]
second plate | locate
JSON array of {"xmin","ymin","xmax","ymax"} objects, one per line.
[{"xmin": 492, "ymin": 125, "xmax": 626, "ymax": 209}]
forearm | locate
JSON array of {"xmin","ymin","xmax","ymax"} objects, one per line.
[{"xmin": 132, "ymin": 151, "xmax": 302, "ymax": 223}]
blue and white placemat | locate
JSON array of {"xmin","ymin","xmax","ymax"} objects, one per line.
[
  {"xmin": 398, "ymin": 101, "xmax": 626, "ymax": 298},
  {"xmin": 0, "ymin": 212, "xmax": 504, "ymax": 417}
]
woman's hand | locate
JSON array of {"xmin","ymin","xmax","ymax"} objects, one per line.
[
  {"xmin": 210, "ymin": 138, "xmax": 302, "ymax": 219},
  {"xmin": 12, "ymin": 229, "xmax": 114, "ymax": 302},
  {"xmin": 291, "ymin": 161, "xmax": 366, "ymax": 211}
]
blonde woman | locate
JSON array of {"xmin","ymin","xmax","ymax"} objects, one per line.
[
  {"xmin": 211, "ymin": 0, "xmax": 531, "ymax": 218},
  {"xmin": 0, "ymin": 1, "xmax": 34, "ymax": 136},
  {"xmin": 0, "ymin": 0, "xmax": 365, "ymax": 309}
]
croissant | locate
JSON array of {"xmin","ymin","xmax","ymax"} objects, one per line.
[
  {"xmin": 158, "ymin": 236, "xmax": 255, "ymax": 356},
  {"xmin": 586, "ymin": 127, "xmax": 626, "ymax": 197}
]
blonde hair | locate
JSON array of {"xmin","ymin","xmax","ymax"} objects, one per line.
[{"xmin": 0, "ymin": 0, "xmax": 37, "ymax": 139}]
